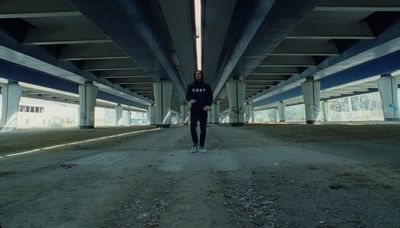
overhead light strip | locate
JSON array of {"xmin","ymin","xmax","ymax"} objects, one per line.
[{"xmin": 194, "ymin": 0, "xmax": 202, "ymax": 70}]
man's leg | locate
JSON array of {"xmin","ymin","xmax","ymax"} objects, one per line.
[
  {"xmin": 190, "ymin": 110, "xmax": 199, "ymax": 145},
  {"xmin": 199, "ymin": 110, "xmax": 208, "ymax": 148}
]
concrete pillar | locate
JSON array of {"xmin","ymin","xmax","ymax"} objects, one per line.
[
  {"xmin": 127, "ymin": 111, "xmax": 132, "ymax": 126},
  {"xmin": 226, "ymin": 80, "xmax": 246, "ymax": 126},
  {"xmin": 277, "ymin": 101, "xmax": 286, "ymax": 122},
  {"xmin": 211, "ymin": 103, "xmax": 220, "ymax": 124},
  {"xmin": 79, "ymin": 82, "xmax": 98, "ymax": 129},
  {"xmin": 250, "ymin": 107, "xmax": 255, "ymax": 123},
  {"xmin": 245, "ymin": 103, "xmax": 254, "ymax": 123},
  {"xmin": 301, "ymin": 78, "xmax": 321, "ymax": 124},
  {"xmin": 377, "ymin": 75, "xmax": 399, "ymax": 121},
  {"xmin": 115, "ymin": 104, "xmax": 123, "ymax": 126},
  {"xmin": 0, "ymin": 81, "xmax": 22, "ymax": 130},
  {"xmin": 148, "ymin": 105, "xmax": 155, "ymax": 125},
  {"xmin": 322, "ymin": 100, "xmax": 329, "ymax": 122},
  {"xmin": 153, "ymin": 81, "xmax": 173, "ymax": 127},
  {"xmin": 207, "ymin": 109, "xmax": 212, "ymax": 124},
  {"xmin": 180, "ymin": 104, "xmax": 189, "ymax": 124}
]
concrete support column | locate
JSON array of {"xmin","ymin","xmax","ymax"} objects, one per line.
[
  {"xmin": 0, "ymin": 81, "xmax": 22, "ymax": 130},
  {"xmin": 115, "ymin": 104, "xmax": 123, "ymax": 126},
  {"xmin": 207, "ymin": 109, "xmax": 212, "ymax": 124},
  {"xmin": 245, "ymin": 103, "xmax": 254, "ymax": 123},
  {"xmin": 180, "ymin": 104, "xmax": 189, "ymax": 124},
  {"xmin": 322, "ymin": 100, "xmax": 329, "ymax": 122},
  {"xmin": 211, "ymin": 103, "xmax": 220, "ymax": 124},
  {"xmin": 79, "ymin": 82, "xmax": 98, "ymax": 129},
  {"xmin": 148, "ymin": 105, "xmax": 155, "ymax": 125},
  {"xmin": 277, "ymin": 101, "xmax": 286, "ymax": 122},
  {"xmin": 301, "ymin": 78, "xmax": 321, "ymax": 124},
  {"xmin": 226, "ymin": 80, "xmax": 246, "ymax": 126},
  {"xmin": 153, "ymin": 81, "xmax": 173, "ymax": 127},
  {"xmin": 377, "ymin": 75, "xmax": 399, "ymax": 121},
  {"xmin": 250, "ymin": 107, "xmax": 255, "ymax": 123},
  {"xmin": 127, "ymin": 111, "xmax": 132, "ymax": 126}
]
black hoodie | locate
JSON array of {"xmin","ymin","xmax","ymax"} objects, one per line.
[{"xmin": 185, "ymin": 74, "xmax": 213, "ymax": 111}]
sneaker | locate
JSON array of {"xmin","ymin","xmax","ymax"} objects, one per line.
[
  {"xmin": 191, "ymin": 145, "xmax": 198, "ymax": 153},
  {"xmin": 198, "ymin": 146, "xmax": 206, "ymax": 153}
]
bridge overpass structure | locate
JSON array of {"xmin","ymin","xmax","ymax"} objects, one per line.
[
  {"xmin": 0, "ymin": 0, "xmax": 399, "ymax": 129},
  {"xmin": 1, "ymin": 1, "xmax": 400, "ymax": 227}
]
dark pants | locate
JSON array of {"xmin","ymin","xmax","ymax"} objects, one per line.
[{"xmin": 190, "ymin": 109, "xmax": 208, "ymax": 147}]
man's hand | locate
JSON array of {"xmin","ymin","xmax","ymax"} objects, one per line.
[
  {"xmin": 203, "ymin": 106, "xmax": 210, "ymax": 112},
  {"xmin": 189, "ymin": 99, "xmax": 197, "ymax": 105}
]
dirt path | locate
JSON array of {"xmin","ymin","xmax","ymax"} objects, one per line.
[{"xmin": 0, "ymin": 125, "xmax": 399, "ymax": 227}]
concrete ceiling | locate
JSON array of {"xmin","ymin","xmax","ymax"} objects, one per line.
[{"xmin": 0, "ymin": 0, "xmax": 399, "ymax": 112}]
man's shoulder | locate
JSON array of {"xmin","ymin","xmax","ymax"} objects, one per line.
[
  {"xmin": 204, "ymin": 83, "xmax": 211, "ymax": 89},
  {"xmin": 187, "ymin": 82, "xmax": 195, "ymax": 88}
]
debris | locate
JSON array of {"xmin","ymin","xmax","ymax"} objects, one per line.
[
  {"xmin": 60, "ymin": 164, "xmax": 77, "ymax": 169},
  {"xmin": 147, "ymin": 221, "xmax": 159, "ymax": 227},
  {"xmin": 329, "ymin": 183, "xmax": 348, "ymax": 189},
  {"xmin": 137, "ymin": 212, "xmax": 150, "ymax": 219}
]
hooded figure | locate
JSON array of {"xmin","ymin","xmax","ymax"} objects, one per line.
[{"xmin": 185, "ymin": 70, "xmax": 213, "ymax": 152}]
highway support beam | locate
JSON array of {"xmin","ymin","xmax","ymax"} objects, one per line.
[
  {"xmin": 180, "ymin": 104, "xmax": 189, "ymax": 125},
  {"xmin": 153, "ymin": 81, "xmax": 173, "ymax": 128},
  {"xmin": 377, "ymin": 75, "xmax": 399, "ymax": 121},
  {"xmin": 277, "ymin": 101, "xmax": 286, "ymax": 123},
  {"xmin": 115, "ymin": 104, "xmax": 123, "ymax": 126},
  {"xmin": 0, "ymin": 81, "xmax": 22, "ymax": 130},
  {"xmin": 245, "ymin": 103, "xmax": 254, "ymax": 123},
  {"xmin": 211, "ymin": 103, "xmax": 220, "ymax": 124},
  {"xmin": 301, "ymin": 78, "xmax": 321, "ymax": 124},
  {"xmin": 148, "ymin": 105, "xmax": 155, "ymax": 125},
  {"xmin": 226, "ymin": 80, "xmax": 246, "ymax": 126},
  {"xmin": 322, "ymin": 100, "xmax": 329, "ymax": 122},
  {"xmin": 79, "ymin": 82, "xmax": 98, "ymax": 129}
]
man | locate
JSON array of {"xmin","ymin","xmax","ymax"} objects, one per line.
[{"xmin": 185, "ymin": 70, "xmax": 213, "ymax": 153}]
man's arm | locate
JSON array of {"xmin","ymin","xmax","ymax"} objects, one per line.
[
  {"xmin": 206, "ymin": 84, "xmax": 213, "ymax": 106},
  {"xmin": 202, "ymin": 84, "xmax": 213, "ymax": 111},
  {"xmin": 186, "ymin": 84, "xmax": 197, "ymax": 104}
]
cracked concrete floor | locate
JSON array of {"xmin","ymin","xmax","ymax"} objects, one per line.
[{"xmin": 0, "ymin": 124, "xmax": 399, "ymax": 227}]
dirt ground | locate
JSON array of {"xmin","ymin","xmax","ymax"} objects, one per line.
[
  {"xmin": 0, "ymin": 124, "xmax": 399, "ymax": 227},
  {"xmin": 0, "ymin": 126, "xmax": 154, "ymax": 155}
]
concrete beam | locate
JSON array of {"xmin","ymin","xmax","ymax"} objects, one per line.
[
  {"xmin": 287, "ymin": 22, "xmax": 375, "ymax": 40},
  {"xmin": 0, "ymin": 0, "xmax": 80, "ymax": 18},
  {"xmin": 24, "ymin": 27, "xmax": 111, "ymax": 45},
  {"xmin": 69, "ymin": 0, "xmax": 186, "ymax": 102},
  {"xmin": 99, "ymin": 70, "xmax": 151, "ymax": 79},
  {"xmin": 245, "ymin": 75, "xmax": 289, "ymax": 81},
  {"xmin": 82, "ymin": 59, "xmax": 140, "ymax": 71},
  {"xmin": 212, "ymin": 0, "xmax": 276, "ymax": 100},
  {"xmin": 251, "ymin": 67, "xmax": 300, "ymax": 74},
  {"xmin": 271, "ymin": 40, "xmax": 339, "ymax": 56},
  {"xmin": 59, "ymin": 44, "xmax": 128, "ymax": 60},
  {"xmin": 110, "ymin": 78, "xmax": 154, "ymax": 84},
  {"xmin": 314, "ymin": 0, "xmax": 400, "ymax": 12},
  {"xmin": 260, "ymin": 56, "xmax": 317, "ymax": 67}
]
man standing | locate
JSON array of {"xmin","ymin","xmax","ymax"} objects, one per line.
[{"xmin": 186, "ymin": 70, "xmax": 213, "ymax": 153}]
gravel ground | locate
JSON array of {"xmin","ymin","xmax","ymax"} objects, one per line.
[{"xmin": 0, "ymin": 124, "xmax": 399, "ymax": 227}]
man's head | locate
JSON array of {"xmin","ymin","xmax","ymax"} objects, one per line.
[{"xmin": 194, "ymin": 70, "xmax": 203, "ymax": 82}]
